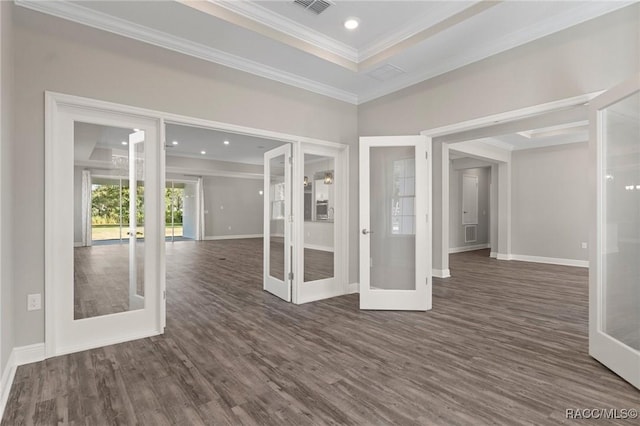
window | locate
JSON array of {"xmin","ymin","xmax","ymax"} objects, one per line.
[{"xmin": 391, "ymin": 158, "xmax": 415, "ymax": 235}]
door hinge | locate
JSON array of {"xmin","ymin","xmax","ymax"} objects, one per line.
[
  {"xmin": 289, "ymin": 215, "xmax": 294, "ymax": 223},
  {"xmin": 289, "ymin": 156, "xmax": 293, "ymax": 165},
  {"xmin": 426, "ymin": 213, "xmax": 429, "ymax": 222},
  {"xmin": 426, "ymin": 277, "xmax": 429, "ymax": 286},
  {"xmin": 425, "ymin": 151, "xmax": 428, "ymax": 160},
  {"xmin": 288, "ymin": 272, "xmax": 294, "ymax": 281},
  {"xmin": 163, "ymin": 290, "xmax": 166, "ymax": 300}
]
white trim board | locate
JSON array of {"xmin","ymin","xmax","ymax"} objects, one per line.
[
  {"xmin": 509, "ymin": 254, "xmax": 589, "ymax": 268},
  {"xmin": 0, "ymin": 343, "xmax": 46, "ymax": 420},
  {"xmin": 304, "ymin": 244, "xmax": 333, "ymax": 253},
  {"xmin": 449, "ymin": 243, "xmax": 490, "ymax": 254},
  {"xmin": 347, "ymin": 282, "xmax": 359, "ymax": 294},
  {"xmin": 433, "ymin": 269, "xmax": 451, "ymax": 279},
  {"xmin": 204, "ymin": 234, "xmax": 262, "ymax": 241}
]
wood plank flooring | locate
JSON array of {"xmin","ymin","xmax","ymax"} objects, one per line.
[{"xmin": 3, "ymin": 243, "xmax": 639, "ymax": 425}]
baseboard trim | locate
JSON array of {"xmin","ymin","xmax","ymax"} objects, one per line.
[
  {"xmin": 509, "ymin": 254, "xmax": 589, "ymax": 268},
  {"xmin": 347, "ymin": 282, "xmax": 359, "ymax": 294},
  {"xmin": 203, "ymin": 234, "xmax": 262, "ymax": 241},
  {"xmin": 433, "ymin": 269, "xmax": 451, "ymax": 278},
  {"xmin": 0, "ymin": 351, "xmax": 16, "ymax": 421},
  {"xmin": 73, "ymin": 242, "xmax": 83, "ymax": 247},
  {"xmin": 489, "ymin": 251, "xmax": 497, "ymax": 258},
  {"xmin": 304, "ymin": 244, "xmax": 333, "ymax": 252},
  {"xmin": 14, "ymin": 343, "xmax": 45, "ymax": 366},
  {"xmin": 496, "ymin": 253, "xmax": 512, "ymax": 260},
  {"xmin": 449, "ymin": 243, "xmax": 490, "ymax": 254},
  {"xmin": 54, "ymin": 330, "xmax": 163, "ymax": 358}
]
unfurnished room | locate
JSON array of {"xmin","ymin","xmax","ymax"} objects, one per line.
[{"xmin": 0, "ymin": 1, "xmax": 639, "ymax": 425}]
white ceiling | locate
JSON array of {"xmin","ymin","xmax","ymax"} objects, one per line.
[
  {"xmin": 17, "ymin": 0, "xmax": 634, "ymax": 104},
  {"xmin": 75, "ymin": 122, "xmax": 289, "ymax": 165}
]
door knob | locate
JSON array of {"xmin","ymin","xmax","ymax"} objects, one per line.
[{"xmin": 362, "ymin": 229, "xmax": 374, "ymax": 235}]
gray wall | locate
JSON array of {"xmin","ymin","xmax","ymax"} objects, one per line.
[
  {"xmin": 449, "ymin": 167, "xmax": 490, "ymax": 249},
  {"xmin": 1, "ymin": 0, "xmax": 15, "ymax": 376},
  {"xmin": 203, "ymin": 176, "xmax": 263, "ymax": 238},
  {"xmin": 11, "ymin": 6, "xmax": 358, "ymax": 347},
  {"xmin": 511, "ymin": 143, "xmax": 589, "ymax": 261},
  {"xmin": 358, "ymin": 5, "xmax": 639, "ymax": 271}
]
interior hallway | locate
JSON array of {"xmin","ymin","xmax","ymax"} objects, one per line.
[{"xmin": 3, "ymin": 243, "xmax": 638, "ymax": 425}]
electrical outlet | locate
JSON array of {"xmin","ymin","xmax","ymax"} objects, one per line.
[
  {"xmin": 27, "ymin": 294, "xmax": 42, "ymax": 311},
  {"xmin": 581, "ymin": 242, "xmax": 588, "ymax": 249}
]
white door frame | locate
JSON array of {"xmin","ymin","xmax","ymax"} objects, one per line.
[
  {"xmin": 421, "ymin": 92, "xmax": 604, "ymax": 278},
  {"xmin": 359, "ymin": 135, "xmax": 431, "ymax": 311},
  {"xmin": 588, "ymin": 74, "xmax": 640, "ymax": 389},
  {"xmin": 45, "ymin": 92, "xmax": 165, "ymax": 357},
  {"xmin": 292, "ymin": 142, "xmax": 349, "ymax": 304},
  {"xmin": 44, "ymin": 91, "xmax": 350, "ymax": 358}
]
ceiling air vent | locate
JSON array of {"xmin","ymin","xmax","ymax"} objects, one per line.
[
  {"xmin": 293, "ymin": 0, "xmax": 333, "ymax": 15},
  {"xmin": 367, "ymin": 64, "xmax": 406, "ymax": 82}
]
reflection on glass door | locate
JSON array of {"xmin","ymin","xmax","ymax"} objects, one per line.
[
  {"xmin": 263, "ymin": 144, "xmax": 292, "ymax": 301},
  {"xmin": 590, "ymin": 76, "xmax": 640, "ymax": 390},
  {"xmin": 73, "ymin": 122, "xmax": 147, "ymax": 319},
  {"xmin": 166, "ymin": 181, "xmax": 185, "ymax": 241}
]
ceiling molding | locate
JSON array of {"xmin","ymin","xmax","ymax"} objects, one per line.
[
  {"xmin": 357, "ymin": 1, "xmax": 481, "ymax": 63},
  {"xmin": 357, "ymin": 1, "xmax": 634, "ymax": 104},
  {"xmin": 212, "ymin": 0, "xmax": 358, "ymax": 62},
  {"xmin": 15, "ymin": 0, "xmax": 359, "ymax": 104}
]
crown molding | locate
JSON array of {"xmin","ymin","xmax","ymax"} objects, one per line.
[
  {"xmin": 357, "ymin": 1, "xmax": 481, "ymax": 63},
  {"xmin": 15, "ymin": 0, "xmax": 359, "ymax": 104},
  {"xmin": 213, "ymin": 0, "xmax": 358, "ymax": 63},
  {"xmin": 357, "ymin": 0, "xmax": 635, "ymax": 104}
]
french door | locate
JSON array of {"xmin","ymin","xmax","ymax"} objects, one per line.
[
  {"xmin": 263, "ymin": 144, "xmax": 293, "ymax": 301},
  {"xmin": 589, "ymin": 74, "xmax": 640, "ymax": 389},
  {"xmin": 47, "ymin": 98, "xmax": 164, "ymax": 357},
  {"xmin": 359, "ymin": 136, "xmax": 431, "ymax": 310}
]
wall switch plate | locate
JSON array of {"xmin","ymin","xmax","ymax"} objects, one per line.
[
  {"xmin": 581, "ymin": 242, "xmax": 588, "ymax": 249},
  {"xmin": 27, "ymin": 293, "xmax": 42, "ymax": 311}
]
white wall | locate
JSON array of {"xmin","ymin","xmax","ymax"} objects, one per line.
[
  {"xmin": 0, "ymin": 0, "xmax": 14, "ymax": 387},
  {"xmin": 11, "ymin": 6, "xmax": 358, "ymax": 347},
  {"xmin": 358, "ymin": 5, "xmax": 639, "ymax": 270},
  {"xmin": 203, "ymin": 176, "xmax": 263, "ymax": 238},
  {"xmin": 449, "ymin": 166, "xmax": 490, "ymax": 250},
  {"xmin": 511, "ymin": 143, "xmax": 589, "ymax": 261}
]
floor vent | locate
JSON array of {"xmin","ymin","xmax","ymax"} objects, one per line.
[
  {"xmin": 465, "ymin": 225, "xmax": 477, "ymax": 243},
  {"xmin": 293, "ymin": 0, "xmax": 333, "ymax": 15}
]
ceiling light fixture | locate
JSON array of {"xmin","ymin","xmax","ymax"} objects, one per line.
[
  {"xmin": 223, "ymin": 140, "xmax": 230, "ymax": 145},
  {"xmin": 172, "ymin": 141, "xmax": 179, "ymax": 145},
  {"xmin": 344, "ymin": 18, "xmax": 359, "ymax": 30},
  {"xmin": 200, "ymin": 150, "xmax": 206, "ymax": 155},
  {"xmin": 133, "ymin": 128, "xmax": 140, "ymax": 132},
  {"xmin": 121, "ymin": 141, "xmax": 128, "ymax": 145}
]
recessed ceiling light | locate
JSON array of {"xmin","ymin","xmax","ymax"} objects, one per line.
[
  {"xmin": 344, "ymin": 18, "xmax": 359, "ymax": 30},
  {"xmin": 223, "ymin": 140, "xmax": 230, "ymax": 145},
  {"xmin": 133, "ymin": 128, "xmax": 140, "ymax": 132},
  {"xmin": 172, "ymin": 140, "xmax": 179, "ymax": 145},
  {"xmin": 121, "ymin": 141, "xmax": 128, "ymax": 145},
  {"xmin": 200, "ymin": 150, "xmax": 206, "ymax": 155}
]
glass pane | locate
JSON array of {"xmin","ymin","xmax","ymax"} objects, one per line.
[
  {"xmin": 269, "ymin": 155, "xmax": 286, "ymax": 280},
  {"xmin": 73, "ymin": 122, "xmax": 145, "ymax": 319},
  {"xmin": 370, "ymin": 146, "xmax": 416, "ymax": 290},
  {"xmin": 303, "ymin": 154, "xmax": 335, "ymax": 282},
  {"xmin": 602, "ymin": 91, "xmax": 640, "ymax": 350}
]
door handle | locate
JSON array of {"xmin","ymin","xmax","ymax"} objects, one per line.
[{"xmin": 362, "ymin": 229, "xmax": 374, "ymax": 235}]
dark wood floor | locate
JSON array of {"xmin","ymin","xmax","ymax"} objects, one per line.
[{"xmin": 4, "ymin": 245, "xmax": 639, "ymax": 425}]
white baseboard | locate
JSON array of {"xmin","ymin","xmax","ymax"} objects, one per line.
[
  {"xmin": 14, "ymin": 343, "xmax": 45, "ymax": 366},
  {"xmin": 489, "ymin": 251, "xmax": 497, "ymax": 258},
  {"xmin": 73, "ymin": 242, "xmax": 84, "ymax": 247},
  {"xmin": 433, "ymin": 269, "xmax": 451, "ymax": 278},
  {"xmin": 304, "ymin": 244, "xmax": 334, "ymax": 252},
  {"xmin": 1, "ymin": 343, "xmax": 46, "ymax": 420},
  {"xmin": 347, "ymin": 282, "xmax": 359, "ymax": 294},
  {"xmin": 54, "ymin": 330, "xmax": 162, "ymax": 358},
  {"xmin": 509, "ymin": 254, "xmax": 589, "ymax": 268},
  {"xmin": 497, "ymin": 253, "xmax": 512, "ymax": 260},
  {"xmin": 449, "ymin": 243, "xmax": 490, "ymax": 254},
  {"xmin": 0, "ymin": 351, "xmax": 16, "ymax": 421},
  {"xmin": 203, "ymin": 234, "xmax": 262, "ymax": 241}
]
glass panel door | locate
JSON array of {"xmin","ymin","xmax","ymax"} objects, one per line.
[
  {"xmin": 263, "ymin": 144, "xmax": 292, "ymax": 301},
  {"xmin": 590, "ymin": 75, "xmax": 640, "ymax": 389},
  {"xmin": 359, "ymin": 136, "xmax": 431, "ymax": 310}
]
